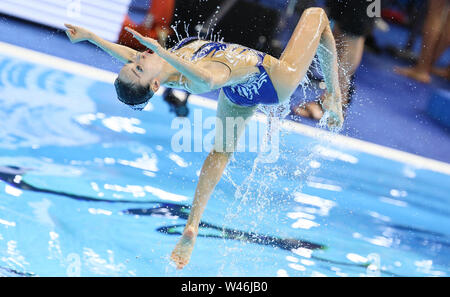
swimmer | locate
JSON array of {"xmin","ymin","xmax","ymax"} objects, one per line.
[{"xmin": 64, "ymin": 7, "xmax": 343, "ymax": 269}]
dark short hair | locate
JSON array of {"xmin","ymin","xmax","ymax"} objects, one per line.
[{"xmin": 114, "ymin": 77, "xmax": 154, "ymax": 110}]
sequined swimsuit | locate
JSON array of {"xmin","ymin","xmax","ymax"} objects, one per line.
[{"xmin": 171, "ymin": 37, "xmax": 279, "ymax": 107}]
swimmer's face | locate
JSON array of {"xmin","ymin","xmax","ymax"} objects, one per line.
[{"xmin": 118, "ymin": 50, "xmax": 162, "ymax": 93}]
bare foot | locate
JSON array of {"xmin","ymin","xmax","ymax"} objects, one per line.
[
  {"xmin": 394, "ymin": 66, "xmax": 431, "ymax": 84},
  {"xmin": 431, "ymin": 66, "xmax": 450, "ymax": 80},
  {"xmin": 293, "ymin": 102, "xmax": 324, "ymax": 120},
  {"xmin": 306, "ymin": 102, "xmax": 324, "ymax": 120},
  {"xmin": 170, "ymin": 226, "xmax": 197, "ymax": 269},
  {"xmin": 293, "ymin": 104, "xmax": 311, "ymax": 118}
]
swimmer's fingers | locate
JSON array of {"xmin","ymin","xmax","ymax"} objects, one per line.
[
  {"xmin": 64, "ymin": 23, "xmax": 76, "ymax": 41},
  {"xmin": 65, "ymin": 29, "xmax": 79, "ymax": 43},
  {"xmin": 124, "ymin": 27, "xmax": 142, "ymax": 39},
  {"xmin": 125, "ymin": 27, "xmax": 151, "ymax": 46},
  {"xmin": 64, "ymin": 23, "xmax": 91, "ymax": 43},
  {"xmin": 64, "ymin": 23, "xmax": 75, "ymax": 30},
  {"xmin": 65, "ymin": 29, "xmax": 73, "ymax": 40},
  {"xmin": 125, "ymin": 27, "xmax": 161, "ymax": 52}
]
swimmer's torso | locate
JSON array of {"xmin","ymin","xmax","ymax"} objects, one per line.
[{"xmin": 170, "ymin": 37, "xmax": 280, "ymax": 107}]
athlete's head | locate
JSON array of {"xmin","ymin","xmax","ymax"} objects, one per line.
[{"xmin": 115, "ymin": 50, "xmax": 162, "ymax": 110}]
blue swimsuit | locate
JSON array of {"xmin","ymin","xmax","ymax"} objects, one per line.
[{"xmin": 172, "ymin": 37, "xmax": 279, "ymax": 107}]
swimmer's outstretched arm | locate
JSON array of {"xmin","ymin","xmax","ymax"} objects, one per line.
[
  {"xmin": 125, "ymin": 27, "xmax": 230, "ymax": 93},
  {"xmin": 64, "ymin": 24, "xmax": 137, "ymax": 64}
]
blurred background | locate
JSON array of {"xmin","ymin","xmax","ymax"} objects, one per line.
[{"xmin": 0, "ymin": 0, "xmax": 449, "ymax": 162}]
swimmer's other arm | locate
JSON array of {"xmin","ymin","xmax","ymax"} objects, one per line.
[
  {"xmin": 125, "ymin": 27, "xmax": 230, "ymax": 93},
  {"xmin": 64, "ymin": 23, "xmax": 137, "ymax": 64}
]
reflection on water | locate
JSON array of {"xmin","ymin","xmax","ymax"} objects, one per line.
[{"xmin": 0, "ymin": 218, "xmax": 16, "ymax": 227}]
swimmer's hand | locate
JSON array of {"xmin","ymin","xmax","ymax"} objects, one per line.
[
  {"xmin": 64, "ymin": 23, "xmax": 92, "ymax": 43},
  {"xmin": 320, "ymin": 93, "xmax": 344, "ymax": 131},
  {"xmin": 125, "ymin": 27, "xmax": 163, "ymax": 53}
]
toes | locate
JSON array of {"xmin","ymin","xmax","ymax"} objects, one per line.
[
  {"xmin": 171, "ymin": 252, "xmax": 188, "ymax": 269},
  {"xmin": 170, "ymin": 251, "xmax": 180, "ymax": 262},
  {"xmin": 176, "ymin": 261, "xmax": 187, "ymax": 270}
]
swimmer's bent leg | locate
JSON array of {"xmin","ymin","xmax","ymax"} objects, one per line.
[
  {"xmin": 271, "ymin": 7, "xmax": 343, "ymax": 128},
  {"xmin": 171, "ymin": 92, "xmax": 256, "ymax": 269}
]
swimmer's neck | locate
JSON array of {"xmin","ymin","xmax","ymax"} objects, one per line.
[{"xmin": 157, "ymin": 60, "xmax": 182, "ymax": 87}]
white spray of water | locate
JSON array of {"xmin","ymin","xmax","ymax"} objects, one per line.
[{"xmin": 167, "ymin": 6, "xmax": 352, "ymax": 275}]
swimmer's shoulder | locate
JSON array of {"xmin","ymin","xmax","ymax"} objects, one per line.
[{"xmin": 170, "ymin": 37, "xmax": 207, "ymax": 53}]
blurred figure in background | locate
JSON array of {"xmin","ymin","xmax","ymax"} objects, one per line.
[
  {"xmin": 118, "ymin": 0, "xmax": 174, "ymax": 49},
  {"xmin": 294, "ymin": 0, "xmax": 376, "ymax": 120},
  {"xmin": 171, "ymin": 0, "xmax": 282, "ymax": 56},
  {"xmin": 394, "ymin": 0, "xmax": 450, "ymax": 83}
]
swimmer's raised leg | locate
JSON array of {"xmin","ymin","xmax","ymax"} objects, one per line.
[
  {"xmin": 271, "ymin": 7, "xmax": 344, "ymax": 128},
  {"xmin": 171, "ymin": 150, "xmax": 230, "ymax": 269}
]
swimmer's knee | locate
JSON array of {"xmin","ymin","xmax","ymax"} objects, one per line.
[
  {"xmin": 303, "ymin": 7, "xmax": 328, "ymax": 24},
  {"xmin": 304, "ymin": 7, "xmax": 325, "ymax": 16}
]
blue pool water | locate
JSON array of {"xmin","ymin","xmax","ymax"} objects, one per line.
[{"xmin": 0, "ymin": 48, "xmax": 449, "ymax": 277}]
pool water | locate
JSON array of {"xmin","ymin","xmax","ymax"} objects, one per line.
[{"xmin": 0, "ymin": 47, "xmax": 449, "ymax": 277}]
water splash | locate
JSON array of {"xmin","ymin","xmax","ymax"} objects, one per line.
[
  {"xmin": 171, "ymin": 5, "xmax": 224, "ymax": 45},
  {"xmin": 218, "ymin": 97, "xmax": 327, "ymax": 275},
  {"xmin": 168, "ymin": 5, "xmax": 353, "ymax": 275}
]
